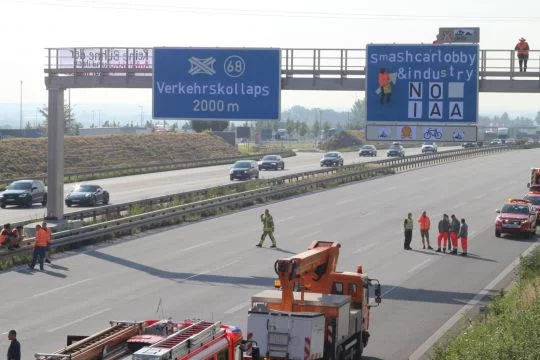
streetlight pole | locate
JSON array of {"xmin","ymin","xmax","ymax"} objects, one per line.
[
  {"xmin": 19, "ymin": 80, "xmax": 23, "ymax": 134},
  {"xmin": 139, "ymin": 105, "xmax": 143, "ymax": 127}
]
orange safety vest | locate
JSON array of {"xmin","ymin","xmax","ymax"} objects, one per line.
[
  {"xmin": 35, "ymin": 229, "xmax": 48, "ymax": 247},
  {"xmin": 418, "ymin": 215, "xmax": 431, "ymax": 230},
  {"xmin": 378, "ymin": 72, "xmax": 390, "ymax": 87},
  {"xmin": 43, "ymin": 227, "xmax": 52, "ymax": 245},
  {"xmin": 515, "ymin": 41, "xmax": 529, "ymax": 56}
]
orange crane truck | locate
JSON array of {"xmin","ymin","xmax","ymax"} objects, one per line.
[
  {"xmin": 35, "ymin": 319, "xmax": 260, "ymax": 360},
  {"xmin": 246, "ymin": 241, "xmax": 381, "ymax": 360}
]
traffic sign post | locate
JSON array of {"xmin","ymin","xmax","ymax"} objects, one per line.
[
  {"xmin": 153, "ymin": 48, "xmax": 281, "ymax": 121},
  {"xmin": 366, "ymin": 44, "xmax": 479, "ymax": 124}
]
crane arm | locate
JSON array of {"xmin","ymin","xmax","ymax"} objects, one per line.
[{"xmin": 274, "ymin": 241, "xmax": 340, "ymax": 311}]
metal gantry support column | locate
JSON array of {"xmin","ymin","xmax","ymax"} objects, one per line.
[{"xmin": 46, "ymin": 87, "xmax": 65, "ymax": 220}]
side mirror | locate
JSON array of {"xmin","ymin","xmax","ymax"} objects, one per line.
[
  {"xmin": 495, "ymin": 209, "xmax": 500, "ymax": 213},
  {"xmin": 32, "ymin": 186, "xmax": 38, "ymax": 191},
  {"xmin": 527, "ymin": 183, "xmax": 531, "ymax": 188}
]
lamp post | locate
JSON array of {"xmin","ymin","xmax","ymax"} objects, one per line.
[{"xmin": 139, "ymin": 105, "xmax": 144, "ymax": 127}]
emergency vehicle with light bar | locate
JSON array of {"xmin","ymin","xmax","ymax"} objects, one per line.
[
  {"xmin": 495, "ymin": 198, "xmax": 537, "ymax": 238},
  {"xmin": 35, "ymin": 319, "xmax": 260, "ymax": 360}
]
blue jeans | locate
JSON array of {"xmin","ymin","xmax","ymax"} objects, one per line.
[{"xmin": 30, "ymin": 246, "xmax": 47, "ymax": 270}]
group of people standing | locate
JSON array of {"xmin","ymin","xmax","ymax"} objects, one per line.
[{"xmin": 404, "ymin": 212, "xmax": 468, "ymax": 256}]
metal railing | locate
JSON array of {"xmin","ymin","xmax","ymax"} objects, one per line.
[
  {"xmin": 44, "ymin": 48, "xmax": 540, "ymax": 78},
  {"xmin": 1, "ymin": 144, "xmax": 525, "ymax": 261}
]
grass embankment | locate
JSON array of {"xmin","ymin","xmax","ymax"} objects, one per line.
[
  {"xmin": 431, "ymin": 249, "xmax": 540, "ymax": 360},
  {"xmin": 0, "ymin": 132, "xmax": 241, "ymax": 183}
]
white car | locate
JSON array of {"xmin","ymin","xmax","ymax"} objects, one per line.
[
  {"xmin": 421, "ymin": 141, "xmax": 438, "ymax": 153},
  {"xmin": 505, "ymin": 138, "xmax": 516, "ymax": 145}
]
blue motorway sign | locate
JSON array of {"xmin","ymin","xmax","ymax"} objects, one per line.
[
  {"xmin": 366, "ymin": 44, "xmax": 478, "ymax": 123},
  {"xmin": 153, "ymin": 48, "xmax": 281, "ymax": 120}
]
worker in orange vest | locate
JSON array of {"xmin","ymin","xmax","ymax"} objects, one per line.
[
  {"xmin": 42, "ymin": 222, "xmax": 52, "ymax": 264},
  {"xmin": 28, "ymin": 224, "xmax": 47, "ymax": 270},
  {"xmin": 378, "ymin": 68, "xmax": 391, "ymax": 104},
  {"xmin": 417, "ymin": 211, "xmax": 433, "ymax": 250},
  {"xmin": 515, "ymin": 37, "xmax": 530, "ymax": 72}
]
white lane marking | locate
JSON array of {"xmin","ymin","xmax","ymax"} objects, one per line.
[
  {"xmin": 451, "ymin": 202, "xmax": 468, "ymax": 210},
  {"xmin": 33, "ymin": 278, "xmax": 94, "ymax": 298},
  {"xmin": 408, "ymin": 240, "xmax": 540, "ymax": 360},
  {"xmin": 47, "ymin": 308, "xmax": 111, "ymax": 333},
  {"xmin": 278, "ymin": 216, "xmax": 296, "ymax": 223},
  {"xmin": 407, "ymin": 259, "xmax": 432, "ymax": 273},
  {"xmin": 382, "ymin": 285, "xmax": 397, "ymax": 297},
  {"xmin": 177, "ymin": 241, "xmax": 214, "ymax": 253},
  {"xmin": 353, "ymin": 243, "xmax": 377, "ymax": 254},
  {"xmin": 336, "ymin": 198, "xmax": 357, "ymax": 206},
  {"xmin": 299, "ymin": 230, "xmax": 321, "ymax": 240},
  {"xmin": 468, "ymin": 231, "xmax": 477, "ymax": 238},
  {"xmin": 383, "ymin": 186, "xmax": 397, "ymax": 191},
  {"xmin": 181, "ymin": 260, "xmax": 239, "ymax": 282},
  {"xmin": 1, "ymin": 332, "xmax": 7, "ymax": 335},
  {"xmin": 472, "ymin": 194, "xmax": 487, "ymax": 200},
  {"xmin": 224, "ymin": 301, "xmax": 251, "ymax": 314}
]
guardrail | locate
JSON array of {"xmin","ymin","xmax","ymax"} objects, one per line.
[
  {"xmin": 0, "ymin": 150, "xmax": 296, "ymax": 186},
  {"xmin": 0, "ymin": 144, "xmax": 530, "ymax": 262}
]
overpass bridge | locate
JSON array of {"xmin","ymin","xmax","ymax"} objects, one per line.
[
  {"xmin": 45, "ymin": 48, "xmax": 540, "ymax": 92},
  {"xmin": 43, "ymin": 47, "xmax": 540, "ymax": 220}
]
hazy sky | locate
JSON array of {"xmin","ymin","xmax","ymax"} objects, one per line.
[{"xmin": 3, "ymin": 0, "xmax": 540, "ymax": 116}]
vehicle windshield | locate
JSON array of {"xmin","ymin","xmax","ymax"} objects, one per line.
[
  {"xmin": 74, "ymin": 185, "xmax": 99, "ymax": 192},
  {"xmin": 262, "ymin": 155, "xmax": 278, "ymax": 161},
  {"xmin": 524, "ymin": 196, "xmax": 540, "ymax": 206},
  {"xmin": 7, "ymin": 182, "xmax": 32, "ymax": 190},
  {"xmin": 233, "ymin": 161, "xmax": 252, "ymax": 169},
  {"xmin": 501, "ymin": 204, "xmax": 530, "ymax": 214},
  {"xmin": 325, "ymin": 153, "xmax": 339, "ymax": 158},
  {"xmin": 423, "ymin": 142, "xmax": 433, "ymax": 145},
  {"xmin": 362, "ymin": 145, "xmax": 374, "ymax": 149},
  {"xmin": 389, "ymin": 146, "xmax": 401, "ymax": 150}
]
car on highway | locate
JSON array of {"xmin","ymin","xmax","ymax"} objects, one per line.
[
  {"xmin": 65, "ymin": 184, "xmax": 110, "ymax": 207},
  {"xmin": 524, "ymin": 193, "xmax": 540, "ymax": 223},
  {"xmin": 0, "ymin": 180, "xmax": 47, "ymax": 208},
  {"xmin": 495, "ymin": 198, "xmax": 537, "ymax": 238},
  {"xmin": 462, "ymin": 142, "xmax": 477, "ymax": 148},
  {"xmin": 505, "ymin": 138, "xmax": 516, "ymax": 145},
  {"xmin": 320, "ymin": 152, "xmax": 344, "ymax": 167},
  {"xmin": 490, "ymin": 139, "xmax": 503, "ymax": 146},
  {"xmin": 230, "ymin": 160, "xmax": 259, "ymax": 181},
  {"xmin": 258, "ymin": 154, "xmax": 285, "ymax": 171},
  {"xmin": 421, "ymin": 141, "xmax": 438, "ymax": 153},
  {"xmin": 387, "ymin": 144, "xmax": 405, "ymax": 157},
  {"xmin": 359, "ymin": 145, "xmax": 377, "ymax": 157}
]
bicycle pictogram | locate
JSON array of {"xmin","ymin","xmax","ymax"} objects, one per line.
[{"xmin": 424, "ymin": 128, "xmax": 442, "ymax": 140}]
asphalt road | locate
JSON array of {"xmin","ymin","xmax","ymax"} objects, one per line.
[
  {"xmin": 0, "ymin": 146, "xmax": 460, "ymax": 224},
  {"xmin": 1, "ymin": 147, "xmax": 538, "ymax": 359}
]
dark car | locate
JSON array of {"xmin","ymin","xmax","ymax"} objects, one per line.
[
  {"xmin": 495, "ymin": 198, "xmax": 537, "ymax": 238},
  {"xmin": 320, "ymin": 152, "xmax": 344, "ymax": 167},
  {"xmin": 0, "ymin": 180, "xmax": 47, "ymax": 208},
  {"xmin": 258, "ymin": 155, "xmax": 285, "ymax": 171},
  {"xmin": 462, "ymin": 142, "xmax": 477, "ymax": 148},
  {"xmin": 387, "ymin": 145, "xmax": 405, "ymax": 157},
  {"xmin": 65, "ymin": 184, "xmax": 110, "ymax": 207},
  {"xmin": 230, "ymin": 160, "xmax": 259, "ymax": 181},
  {"xmin": 359, "ymin": 145, "xmax": 377, "ymax": 157}
]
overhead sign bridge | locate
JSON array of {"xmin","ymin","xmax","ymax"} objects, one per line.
[{"xmin": 43, "ymin": 47, "xmax": 540, "ymax": 220}]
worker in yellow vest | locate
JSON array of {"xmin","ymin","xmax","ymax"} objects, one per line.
[
  {"xmin": 257, "ymin": 209, "xmax": 276, "ymax": 248},
  {"xmin": 403, "ymin": 212, "xmax": 413, "ymax": 250}
]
